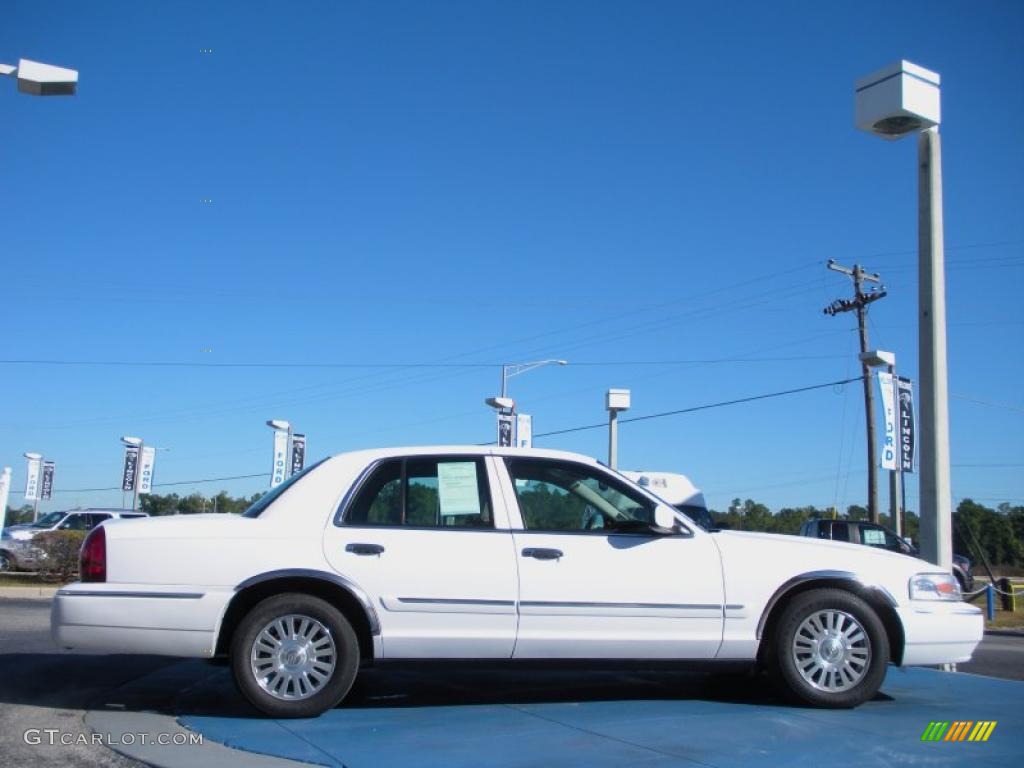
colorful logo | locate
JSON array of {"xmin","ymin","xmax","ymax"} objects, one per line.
[{"xmin": 921, "ymin": 721, "xmax": 997, "ymax": 742}]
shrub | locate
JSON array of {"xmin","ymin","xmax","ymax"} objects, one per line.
[{"xmin": 33, "ymin": 530, "xmax": 87, "ymax": 583}]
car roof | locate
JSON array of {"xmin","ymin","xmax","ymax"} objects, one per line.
[{"xmin": 328, "ymin": 445, "xmax": 605, "ymax": 465}]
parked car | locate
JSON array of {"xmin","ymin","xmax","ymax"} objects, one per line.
[
  {"xmin": 620, "ymin": 470, "xmax": 722, "ymax": 531},
  {"xmin": 1, "ymin": 508, "xmax": 147, "ymax": 572},
  {"xmin": 797, "ymin": 518, "xmax": 974, "ymax": 593},
  {"xmin": 52, "ymin": 446, "xmax": 982, "ymax": 717}
]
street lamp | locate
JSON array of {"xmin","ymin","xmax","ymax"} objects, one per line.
[
  {"xmin": 1, "ymin": 58, "xmax": 78, "ymax": 96},
  {"xmin": 861, "ymin": 350, "xmax": 904, "ymax": 536},
  {"xmin": 606, "ymin": 389, "xmax": 631, "ymax": 469},
  {"xmin": 487, "ymin": 360, "xmax": 567, "ymax": 447},
  {"xmin": 855, "ymin": 60, "xmax": 950, "ymax": 570},
  {"xmin": 499, "ymin": 359, "xmax": 568, "ymax": 399}
]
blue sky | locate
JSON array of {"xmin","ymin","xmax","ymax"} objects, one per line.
[{"xmin": 3, "ymin": 0, "xmax": 1022, "ymax": 515}]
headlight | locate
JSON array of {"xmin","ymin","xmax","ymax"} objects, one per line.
[{"xmin": 909, "ymin": 573, "xmax": 961, "ymax": 601}]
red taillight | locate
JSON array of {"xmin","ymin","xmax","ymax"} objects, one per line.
[{"xmin": 80, "ymin": 526, "xmax": 106, "ymax": 582}]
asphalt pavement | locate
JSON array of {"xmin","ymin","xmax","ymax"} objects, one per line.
[{"xmin": 2, "ymin": 596, "xmax": 1023, "ymax": 767}]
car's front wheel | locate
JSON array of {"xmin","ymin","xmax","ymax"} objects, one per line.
[
  {"xmin": 771, "ymin": 588, "xmax": 889, "ymax": 708},
  {"xmin": 231, "ymin": 593, "xmax": 360, "ymax": 718},
  {"xmin": 0, "ymin": 550, "xmax": 14, "ymax": 573}
]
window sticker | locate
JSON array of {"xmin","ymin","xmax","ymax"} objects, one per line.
[
  {"xmin": 862, "ymin": 528, "xmax": 885, "ymax": 546},
  {"xmin": 437, "ymin": 462, "xmax": 481, "ymax": 516}
]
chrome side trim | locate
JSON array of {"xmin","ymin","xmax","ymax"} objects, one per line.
[
  {"xmin": 56, "ymin": 590, "xmax": 204, "ymax": 599},
  {"xmin": 520, "ymin": 600, "xmax": 721, "ymax": 610},
  {"xmin": 397, "ymin": 597, "xmax": 515, "ymax": 606},
  {"xmin": 234, "ymin": 568, "xmax": 381, "ymax": 636},
  {"xmin": 755, "ymin": 569, "xmax": 899, "ymax": 640}
]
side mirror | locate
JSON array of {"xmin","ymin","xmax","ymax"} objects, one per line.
[{"xmin": 652, "ymin": 506, "xmax": 678, "ymax": 534}]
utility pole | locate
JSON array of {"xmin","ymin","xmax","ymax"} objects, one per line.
[{"xmin": 824, "ymin": 260, "xmax": 887, "ymax": 523}]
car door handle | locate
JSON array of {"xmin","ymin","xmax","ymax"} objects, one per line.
[
  {"xmin": 522, "ymin": 547, "xmax": 563, "ymax": 561},
  {"xmin": 346, "ymin": 543, "xmax": 385, "ymax": 556}
]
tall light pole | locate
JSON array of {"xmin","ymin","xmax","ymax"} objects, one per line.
[
  {"xmin": 1, "ymin": 58, "xmax": 78, "ymax": 96},
  {"xmin": 855, "ymin": 60, "xmax": 951, "ymax": 570},
  {"xmin": 606, "ymin": 389, "xmax": 631, "ymax": 469}
]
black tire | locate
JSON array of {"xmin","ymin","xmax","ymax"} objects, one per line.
[
  {"xmin": 231, "ymin": 592, "xmax": 360, "ymax": 718},
  {"xmin": 771, "ymin": 588, "xmax": 889, "ymax": 708},
  {"xmin": 0, "ymin": 551, "xmax": 13, "ymax": 573}
]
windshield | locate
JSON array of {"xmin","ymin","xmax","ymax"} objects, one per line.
[
  {"xmin": 242, "ymin": 458, "xmax": 329, "ymax": 518},
  {"xmin": 673, "ymin": 504, "xmax": 714, "ymax": 531},
  {"xmin": 31, "ymin": 511, "xmax": 66, "ymax": 528}
]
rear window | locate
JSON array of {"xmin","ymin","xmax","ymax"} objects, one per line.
[{"xmin": 242, "ymin": 458, "xmax": 328, "ymax": 518}]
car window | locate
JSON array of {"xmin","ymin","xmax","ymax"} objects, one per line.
[
  {"xmin": 344, "ymin": 457, "xmax": 493, "ymax": 529},
  {"xmin": 60, "ymin": 514, "xmax": 89, "ymax": 531},
  {"xmin": 242, "ymin": 457, "xmax": 329, "ymax": 518},
  {"xmin": 505, "ymin": 457, "xmax": 654, "ymax": 533},
  {"xmin": 859, "ymin": 525, "xmax": 901, "ymax": 551},
  {"xmin": 674, "ymin": 504, "xmax": 713, "ymax": 531},
  {"xmin": 830, "ymin": 521, "xmax": 850, "ymax": 541},
  {"xmin": 31, "ymin": 511, "xmax": 65, "ymax": 529},
  {"xmin": 86, "ymin": 513, "xmax": 112, "ymax": 528}
]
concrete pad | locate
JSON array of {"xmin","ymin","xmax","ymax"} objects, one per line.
[{"xmin": 180, "ymin": 667, "xmax": 1024, "ymax": 768}]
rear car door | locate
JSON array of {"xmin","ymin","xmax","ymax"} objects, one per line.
[
  {"xmin": 323, "ymin": 454, "xmax": 518, "ymax": 658},
  {"xmin": 498, "ymin": 456, "xmax": 724, "ymax": 659}
]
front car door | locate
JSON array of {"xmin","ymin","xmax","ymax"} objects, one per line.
[
  {"xmin": 497, "ymin": 456, "xmax": 725, "ymax": 659},
  {"xmin": 323, "ymin": 453, "xmax": 518, "ymax": 659}
]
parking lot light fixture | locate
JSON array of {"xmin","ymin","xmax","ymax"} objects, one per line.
[
  {"xmin": 606, "ymin": 389, "xmax": 631, "ymax": 469},
  {"xmin": 1, "ymin": 58, "xmax": 78, "ymax": 96},
  {"xmin": 855, "ymin": 60, "xmax": 950, "ymax": 571}
]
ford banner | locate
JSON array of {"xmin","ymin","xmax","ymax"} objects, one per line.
[
  {"xmin": 24, "ymin": 455, "xmax": 41, "ymax": 501},
  {"xmin": 138, "ymin": 447, "xmax": 156, "ymax": 494},
  {"xmin": 270, "ymin": 428, "xmax": 289, "ymax": 488},
  {"xmin": 877, "ymin": 372, "xmax": 897, "ymax": 471}
]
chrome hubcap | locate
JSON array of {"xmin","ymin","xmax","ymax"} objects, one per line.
[
  {"xmin": 791, "ymin": 609, "xmax": 871, "ymax": 692},
  {"xmin": 250, "ymin": 614, "xmax": 336, "ymax": 701}
]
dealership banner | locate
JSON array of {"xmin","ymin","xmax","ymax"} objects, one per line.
[
  {"xmin": 898, "ymin": 376, "xmax": 916, "ymax": 473},
  {"xmin": 498, "ymin": 413, "xmax": 514, "ymax": 447},
  {"xmin": 24, "ymin": 455, "xmax": 41, "ymax": 501},
  {"xmin": 270, "ymin": 429, "xmax": 289, "ymax": 488},
  {"xmin": 1, "ymin": 467, "xmax": 12, "ymax": 529},
  {"xmin": 516, "ymin": 414, "xmax": 532, "ymax": 448},
  {"xmin": 290, "ymin": 434, "xmax": 306, "ymax": 476},
  {"xmin": 138, "ymin": 447, "xmax": 156, "ymax": 494},
  {"xmin": 40, "ymin": 461, "xmax": 56, "ymax": 500},
  {"xmin": 877, "ymin": 372, "xmax": 897, "ymax": 471},
  {"xmin": 121, "ymin": 446, "xmax": 140, "ymax": 492}
]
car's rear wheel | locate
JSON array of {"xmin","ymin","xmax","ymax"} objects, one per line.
[
  {"xmin": 231, "ymin": 593, "xmax": 359, "ymax": 717},
  {"xmin": 0, "ymin": 550, "xmax": 13, "ymax": 572},
  {"xmin": 771, "ymin": 588, "xmax": 889, "ymax": 708}
]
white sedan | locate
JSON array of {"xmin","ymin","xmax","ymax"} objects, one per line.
[{"xmin": 52, "ymin": 446, "xmax": 982, "ymax": 718}]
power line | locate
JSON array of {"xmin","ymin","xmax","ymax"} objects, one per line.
[
  {"xmin": 526, "ymin": 377, "xmax": 861, "ymax": 440},
  {"xmin": 0, "ymin": 354, "xmax": 851, "ymax": 370},
  {"xmin": 52, "ymin": 472, "xmax": 268, "ymax": 494}
]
